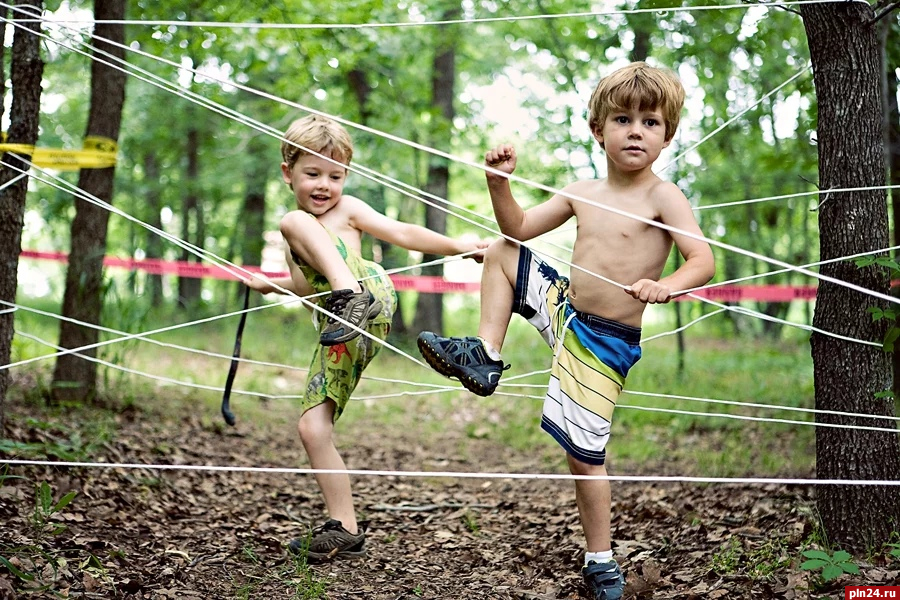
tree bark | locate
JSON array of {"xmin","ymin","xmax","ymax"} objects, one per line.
[
  {"xmin": 0, "ymin": 0, "xmax": 43, "ymax": 431},
  {"xmin": 413, "ymin": 6, "xmax": 458, "ymax": 335},
  {"xmin": 177, "ymin": 123, "xmax": 203, "ymax": 309},
  {"xmin": 143, "ymin": 152, "xmax": 164, "ymax": 305},
  {"xmin": 52, "ymin": 0, "xmax": 126, "ymax": 402},
  {"xmin": 801, "ymin": 2, "xmax": 900, "ymax": 551},
  {"xmin": 239, "ymin": 135, "xmax": 267, "ymax": 305}
]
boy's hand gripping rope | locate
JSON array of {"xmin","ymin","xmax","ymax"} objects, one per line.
[{"xmin": 221, "ymin": 285, "xmax": 250, "ymax": 426}]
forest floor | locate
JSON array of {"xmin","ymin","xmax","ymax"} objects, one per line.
[{"xmin": 1, "ymin": 371, "xmax": 899, "ymax": 600}]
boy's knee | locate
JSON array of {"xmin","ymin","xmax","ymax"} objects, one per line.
[
  {"xmin": 567, "ymin": 453, "xmax": 607, "ymax": 476},
  {"xmin": 280, "ymin": 210, "xmax": 309, "ymax": 238},
  {"xmin": 297, "ymin": 413, "xmax": 331, "ymax": 446},
  {"xmin": 484, "ymin": 238, "xmax": 520, "ymax": 268}
]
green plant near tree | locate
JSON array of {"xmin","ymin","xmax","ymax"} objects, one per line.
[
  {"xmin": 799, "ymin": 548, "xmax": 860, "ymax": 583},
  {"xmin": 856, "ymin": 255, "xmax": 900, "ymax": 352}
]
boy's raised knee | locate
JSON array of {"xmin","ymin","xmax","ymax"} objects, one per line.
[{"xmin": 280, "ymin": 210, "xmax": 309, "ymax": 237}]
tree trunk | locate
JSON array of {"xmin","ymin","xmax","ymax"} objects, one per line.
[
  {"xmin": 347, "ymin": 66, "xmax": 408, "ymax": 336},
  {"xmin": 52, "ymin": 0, "xmax": 126, "ymax": 403},
  {"xmin": 801, "ymin": 2, "xmax": 900, "ymax": 551},
  {"xmin": 143, "ymin": 152, "xmax": 164, "ymax": 305},
  {"xmin": 239, "ymin": 136, "xmax": 267, "ymax": 305},
  {"xmin": 0, "ymin": 0, "xmax": 44, "ymax": 431},
  {"xmin": 177, "ymin": 124, "xmax": 203, "ymax": 309},
  {"xmin": 413, "ymin": 6, "xmax": 458, "ymax": 335}
]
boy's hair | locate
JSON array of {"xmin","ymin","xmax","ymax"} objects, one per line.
[
  {"xmin": 281, "ymin": 114, "xmax": 354, "ymax": 170},
  {"xmin": 587, "ymin": 61, "xmax": 685, "ymax": 143}
]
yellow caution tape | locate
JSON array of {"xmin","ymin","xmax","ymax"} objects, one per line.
[{"xmin": 0, "ymin": 135, "xmax": 118, "ymax": 170}]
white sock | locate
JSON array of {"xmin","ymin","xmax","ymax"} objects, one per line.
[
  {"xmin": 585, "ymin": 550, "xmax": 614, "ymax": 566},
  {"xmin": 479, "ymin": 338, "xmax": 502, "ymax": 361}
]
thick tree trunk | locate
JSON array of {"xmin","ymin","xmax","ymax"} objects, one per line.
[
  {"xmin": 0, "ymin": 0, "xmax": 43, "ymax": 431},
  {"xmin": 413, "ymin": 11, "xmax": 457, "ymax": 335},
  {"xmin": 52, "ymin": 0, "xmax": 126, "ymax": 403},
  {"xmin": 801, "ymin": 2, "xmax": 900, "ymax": 551}
]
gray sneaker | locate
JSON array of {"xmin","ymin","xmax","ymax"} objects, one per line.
[
  {"xmin": 417, "ymin": 332, "xmax": 508, "ymax": 396},
  {"xmin": 319, "ymin": 286, "xmax": 382, "ymax": 346},
  {"xmin": 582, "ymin": 560, "xmax": 625, "ymax": 600},
  {"xmin": 288, "ymin": 519, "xmax": 368, "ymax": 562}
]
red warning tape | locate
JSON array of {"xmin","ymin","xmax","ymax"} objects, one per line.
[
  {"xmin": 20, "ymin": 250, "xmax": 481, "ymax": 294},
  {"xmin": 20, "ymin": 250, "xmax": 820, "ymax": 300}
]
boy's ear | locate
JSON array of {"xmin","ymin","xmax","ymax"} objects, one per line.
[
  {"xmin": 591, "ymin": 126, "xmax": 604, "ymax": 146},
  {"xmin": 280, "ymin": 162, "xmax": 292, "ymax": 184}
]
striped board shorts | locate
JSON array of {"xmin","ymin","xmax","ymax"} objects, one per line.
[{"xmin": 513, "ymin": 246, "xmax": 642, "ymax": 466}]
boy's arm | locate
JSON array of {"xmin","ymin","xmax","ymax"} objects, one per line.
[
  {"xmin": 485, "ymin": 144, "xmax": 574, "ymax": 242},
  {"xmin": 347, "ymin": 196, "xmax": 488, "ymax": 260},
  {"xmin": 627, "ymin": 184, "xmax": 715, "ymax": 303},
  {"xmin": 245, "ymin": 274, "xmax": 297, "ymax": 295}
]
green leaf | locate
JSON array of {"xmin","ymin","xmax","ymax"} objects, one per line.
[
  {"xmin": 800, "ymin": 559, "xmax": 827, "ymax": 570},
  {"xmin": 875, "ymin": 257, "xmax": 900, "ymax": 270},
  {"xmin": 54, "ymin": 491, "xmax": 78, "ymax": 512},
  {"xmin": 802, "ymin": 550, "xmax": 831, "ymax": 560},
  {"xmin": 38, "ymin": 481, "xmax": 52, "ymax": 513},
  {"xmin": 831, "ymin": 550, "xmax": 851, "ymax": 562},
  {"xmin": 821, "ymin": 565, "xmax": 843, "ymax": 581},
  {"xmin": 0, "ymin": 555, "xmax": 34, "ymax": 581},
  {"xmin": 839, "ymin": 562, "xmax": 860, "ymax": 574}
]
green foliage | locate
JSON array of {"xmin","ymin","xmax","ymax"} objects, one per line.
[
  {"xmin": 461, "ymin": 510, "xmax": 481, "ymax": 534},
  {"xmin": 856, "ymin": 255, "xmax": 900, "ymax": 351},
  {"xmin": 32, "ymin": 481, "xmax": 77, "ymax": 539},
  {"xmin": 799, "ymin": 548, "xmax": 860, "ymax": 582},
  {"xmin": 233, "ymin": 544, "xmax": 329, "ymax": 600},
  {"xmin": 710, "ymin": 537, "xmax": 742, "ymax": 575},
  {"xmin": 0, "ymin": 479, "xmax": 78, "ymax": 590},
  {"xmin": 710, "ymin": 536, "xmax": 792, "ymax": 581}
]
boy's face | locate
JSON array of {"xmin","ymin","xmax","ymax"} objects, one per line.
[
  {"xmin": 593, "ymin": 104, "xmax": 670, "ymax": 172},
  {"xmin": 281, "ymin": 154, "xmax": 348, "ymax": 216}
]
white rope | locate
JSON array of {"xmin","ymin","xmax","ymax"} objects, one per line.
[
  {"xmin": 5, "ymin": 4, "xmax": 896, "ymax": 464},
  {"xmin": 659, "ymin": 65, "xmax": 811, "ymax": 173},
  {"xmin": 24, "ymin": 12, "xmax": 898, "ymax": 308},
  {"xmin": 23, "ymin": 1, "xmax": 862, "ymax": 30},
  {"xmin": 0, "ymin": 172, "xmax": 27, "ymax": 192},
  {"xmin": 15, "ymin": 315, "xmax": 898, "ymax": 431},
  {"xmin": 31, "ymin": 12, "xmax": 900, "ymax": 320},
  {"xmin": 623, "ymin": 389, "xmax": 900, "ymax": 424},
  {"xmin": 696, "ymin": 184, "xmax": 900, "ymax": 211},
  {"xmin": 681, "ymin": 244, "xmax": 900, "ymax": 295},
  {"xmin": 4, "ymin": 459, "xmax": 897, "ymax": 487}
]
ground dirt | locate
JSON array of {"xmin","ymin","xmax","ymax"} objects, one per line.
[{"xmin": 1, "ymin": 379, "xmax": 898, "ymax": 600}]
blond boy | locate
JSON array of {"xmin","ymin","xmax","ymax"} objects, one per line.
[
  {"xmin": 418, "ymin": 62, "xmax": 715, "ymax": 598},
  {"xmin": 248, "ymin": 114, "xmax": 486, "ymax": 561}
]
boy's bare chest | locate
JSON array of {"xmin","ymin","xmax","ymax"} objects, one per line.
[
  {"xmin": 576, "ymin": 203, "xmax": 661, "ymax": 243},
  {"xmin": 315, "ymin": 212, "xmax": 363, "ymax": 251}
]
